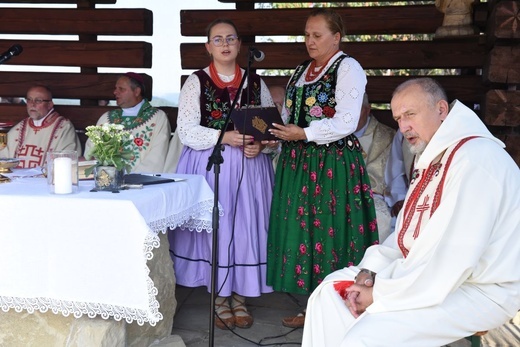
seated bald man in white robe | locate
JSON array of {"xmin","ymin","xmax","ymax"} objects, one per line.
[{"xmin": 302, "ymin": 78, "xmax": 520, "ymax": 347}]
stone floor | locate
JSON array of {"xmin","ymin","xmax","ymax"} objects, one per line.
[
  {"xmin": 166, "ymin": 285, "xmax": 519, "ymax": 347},
  {"xmin": 171, "ymin": 285, "xmax": 306, "ymax": 347}
]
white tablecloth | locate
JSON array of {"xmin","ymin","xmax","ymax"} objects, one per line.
[{"xmin": 0, "ymin": 173, "xmax": 220, "ymax": 325}]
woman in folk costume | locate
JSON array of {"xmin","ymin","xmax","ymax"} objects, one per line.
[
  {"xmin": 169, "ymin": 18, "xmax": 278, "ymax": 330},
  {"xmin": 267, "ymin": 8, "xmax": 379, "ymax": 328}
]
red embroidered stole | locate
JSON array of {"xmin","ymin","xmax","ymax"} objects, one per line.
[
  {"xmin": 15, "ymin": 112, "xmax": 66, "ymax": 167},
  {"xmin": 397, "ymin": 137, "xmax": 476, "ymax": 257}
]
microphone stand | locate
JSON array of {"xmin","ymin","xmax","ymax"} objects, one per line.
[{"xmin": 206, "ymin": 49, "xmax": 255, "ymax": 347}]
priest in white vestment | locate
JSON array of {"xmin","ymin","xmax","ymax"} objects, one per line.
[
  {"xmin": 84, "ymin": 73, "xmax": 171, "ymax": 173},
  {"xmin": 354, "ymin": 94, "xmax": 405, "ymax": 242},
  {"xmin": 302, "ymin": 78, "xmax": 520, "ymax": 347},
  {"xmin": 0, "ymin": 85, "xmax": 81, "ymax": 168},
  {"xmin": 384, "ymin": 130, "xmax": 414, "ymax": 233}
]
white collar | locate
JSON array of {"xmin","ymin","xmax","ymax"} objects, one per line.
[
  {"xmin": 121, "ymin": 99, "xmax": 145, "ymax": 117},
  {"xmin": 32, "ymin": 108, "xmax": 54, "ymax": 126}
]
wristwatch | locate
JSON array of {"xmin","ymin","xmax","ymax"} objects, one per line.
[{"xmin": 356, "ymin": 268, "xmax": 376, "ymax": 280}]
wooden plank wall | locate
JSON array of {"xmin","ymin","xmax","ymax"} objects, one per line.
[
  {"xmin": 0, "ymin": 1, "xmax": 517, "ymax": 163},
  {"xmin": 0, "ymin": 0, "xmax": 176, "ymax": 146},
  {"xmin": 181, "ymin": 0, "xmax": 519, "ymax": 163},
  {"xmin": 181, "ymin": 2, "xmax": 486, "ymax": 125}
]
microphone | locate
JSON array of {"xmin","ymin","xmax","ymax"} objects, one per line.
[
  {"xmin": 249, "ymin": 47, "xmax": 265, "ymax": 62},
  {"xmin": 0, "ymin": 44, "xmax": 23, "ymax": 65}
]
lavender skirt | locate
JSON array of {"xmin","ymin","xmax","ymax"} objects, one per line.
[{"xmin": 169, "ymin": 144, "xmax": 274, "ymax": 297}]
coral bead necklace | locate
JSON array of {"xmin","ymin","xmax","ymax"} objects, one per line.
[
  {"xmin": 209, "ymin": 62, "xmax": 242, "ymax": 89},
  {"xmin": 305, "ymin": 50, "xmax": 340, "ymax": 82}
]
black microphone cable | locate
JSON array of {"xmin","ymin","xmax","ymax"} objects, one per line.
[{"xmin": 212, "ymin": 68, "xmax": 302, "ymax": 347}]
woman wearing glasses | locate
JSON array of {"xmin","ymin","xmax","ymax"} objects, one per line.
[
  {"xmin": 169, "ymin": 19, "xmax": 278, "ymax": 330},
  {"xmin": 0, "ymin": 85, "xmax": 81, "ymax": 168}
]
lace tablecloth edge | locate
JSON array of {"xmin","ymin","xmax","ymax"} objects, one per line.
[
  {"xmin": 0, "ymin": 294, "xmax": 162, "ymax": 326},
  {"xmin": 146, "ymin": 199, "xmax": 222, "ymax": 234}
]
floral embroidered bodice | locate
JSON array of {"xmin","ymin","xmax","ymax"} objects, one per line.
[
  {"xmin": 194, "ymin": 70, "xmax": 261, "ymax": 131},
  {"xmin": 285, "ymin": 54, "xmax": 348, "ymax": 127}
]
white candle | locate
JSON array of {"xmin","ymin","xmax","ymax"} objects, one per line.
[{"xmin": 54, "ymin": 157, "xmax": 72, "ymax": 194}]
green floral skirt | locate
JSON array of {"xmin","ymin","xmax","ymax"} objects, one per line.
[{"xmin": 267, "ymin": 137, "xmax": 379, "ymax": 295}]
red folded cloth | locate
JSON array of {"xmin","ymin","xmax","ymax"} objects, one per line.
[{"xmin": 333, "ymin": 280, "xmax": 355, "ymax": 300}]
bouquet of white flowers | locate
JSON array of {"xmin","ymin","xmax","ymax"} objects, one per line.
[{"xmin": 84, "ymin": 123, "xmax": 136, "ymax": 176}]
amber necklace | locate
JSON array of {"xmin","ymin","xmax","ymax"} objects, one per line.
[
  {"xmin": 305, "ymin": 50, "xmax": 340, "ymax": 82},
  {"xmin": 209, "ymin": 62, "xmax": 242, "ymax": 89}
]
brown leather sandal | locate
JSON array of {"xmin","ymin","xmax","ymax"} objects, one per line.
[
  {"xmin": 215, "ymin": 297, "xmax": 235, "ymax": 330},
  {"xmin": 282, "ymin": 312, "xmax": 305, "ymax": 328},
  {"xmin": 231, "ymin": 294, "xmax": 254, "ymax": 329}
]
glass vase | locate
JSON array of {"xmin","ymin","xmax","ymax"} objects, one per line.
[
  {"xmin": 46, "ymin": 150, "xmax": 79, "ymax": 194},
  {"xmin": 93, "ymin": 165, "xmax": 124, "ymax": 191}
]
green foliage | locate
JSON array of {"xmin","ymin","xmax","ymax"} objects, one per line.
[
  {"xmin": 84, "ymin": 123, "xmax": 137, "ymax": 175},
  {"xmin": 266, "ymin": 2, "xmax": 435, "ymax": 9},
  {"xmin": 259, "ymin": 2, "xmax": 455, "ymax": 79}
]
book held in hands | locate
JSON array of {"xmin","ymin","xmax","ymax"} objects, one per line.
[{"xmin": 230, "ymin": 106, "xmax": 283, "ymax": 141}]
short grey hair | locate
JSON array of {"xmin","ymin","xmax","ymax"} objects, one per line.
[{"xmin": 393, "ymin": 78, "xmax": 447, "ymax": 108}]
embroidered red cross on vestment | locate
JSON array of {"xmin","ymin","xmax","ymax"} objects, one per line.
[
  {"xmin": 413, "ymin": 195, "xmax": 430, "ymax": 239},
  {"xmin": 17, "ymin": 145, "xmax": 44, "ymax": 168},
  {"xmin": 397, "ymin": 136, "xmax": 478, "ymax": 257}
]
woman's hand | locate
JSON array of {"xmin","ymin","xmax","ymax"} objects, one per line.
[
  {"xmin": 242, "ymin": 141, "xmax": 264, "ymax": 158},
  {"xmin": 261, "ymin": 140, "xmax": 280, "ymax": 150},
  {"xmin": 269, "ymin": 123, "xmax": 306, "ymax": 142},
  {"xmin": 222, "ymin": 130, "xmax": 254, "ymax": 147}
]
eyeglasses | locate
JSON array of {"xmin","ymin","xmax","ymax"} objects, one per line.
[
  {"xmin": 210, "ymin": 35, "xmax": 238, "ymax": 47},
  {"xmin": 25, "ymin": 98, "xmax": 51, "ymax": 105}
]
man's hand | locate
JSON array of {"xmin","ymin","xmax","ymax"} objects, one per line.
[
  {"xmin": 391, "ymin": 200, "xmax": 405, "ymax": 217},
  {"xmin": 344, "ymin": 283, "xmax": 374, "ymax": 318},
  {"xmin": 344, "ymin": 269, "xmax": 376, "ymax": 317},
  {"xmin": 355, "ymin": 270, "xmax": 375, "ymax": 287}
]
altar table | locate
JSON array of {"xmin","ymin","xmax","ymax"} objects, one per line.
[{"xmin": 0, "ymin": 173, "xmax": 217, "ymax": 326}]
